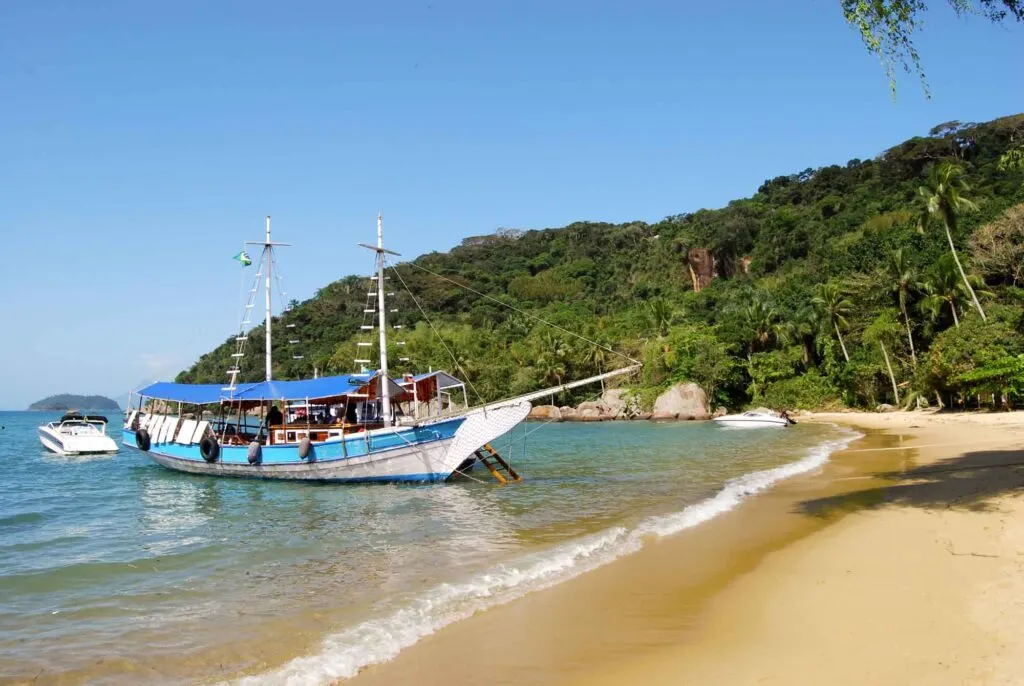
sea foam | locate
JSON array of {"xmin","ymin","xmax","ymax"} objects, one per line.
[{"xmin": 239, "ymin": 430, "xmax": 860, "ymax": 686}]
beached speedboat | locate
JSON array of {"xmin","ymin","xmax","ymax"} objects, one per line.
[
  {"xmin": 39, "ymin": 412, "xmax": 120, "ymax": 455},
  {"xmin": 123, "ymin": 215, "xmax": 637, "ymax": 483},
  {"xmin": 713, "ymin": 411, "xmax": 791, "ymax": 429}
]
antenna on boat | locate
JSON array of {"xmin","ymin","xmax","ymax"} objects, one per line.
[
  {"xmin": 245, "ymin": 216, "xmax": 291, "ymax": 382},
  {"xmin": 359, "ymin": 212, "xmax": 402, "ymax": 427}
]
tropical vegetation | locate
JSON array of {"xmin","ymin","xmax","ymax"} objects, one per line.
[{"xmin": 179, "ymin": 114, "xmax": 1024, "ymax": 411}]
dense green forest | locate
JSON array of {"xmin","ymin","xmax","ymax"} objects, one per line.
[
  {"xmin": 180, "ymin": 114, "xmax": 1024, "ymax": 411},
  {"xmin": 29, "ymin": 394, "xmax": 121, "ymax": 411}
]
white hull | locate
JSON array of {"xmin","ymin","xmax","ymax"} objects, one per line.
[
  {"xmin": 38, "ymin": 425, "xmax": 119, "ymax": 455},
  {"xmin": 713, "ymin": 413, "xmax": 788, "ymax": 429},
  {"xmin": 129, "ymin": 402, "xmax": 532, "ymax": 483},
  {"xmin": 146, "ymin": 435, "xmax": 461, "ymax": 482}
]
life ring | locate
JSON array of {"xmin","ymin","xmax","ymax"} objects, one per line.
[
  {"xmin": 247, "ymin": 441, "xmax": 262, "ymax": 465},
  {"xmin": 298, "ymin": 437, "xmax": 313, "ymax": 460},
  {"xmin": 200, "ymin": 437, "xmax": 220, "ymax": 463},
  {"xmin": 136, "ymin": 429, "xmax": 151, "ymax": 451}
]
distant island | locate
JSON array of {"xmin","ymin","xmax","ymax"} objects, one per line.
[{"xmin": 28, "ymin": 394, "xmax": 121, "ymax": 412}]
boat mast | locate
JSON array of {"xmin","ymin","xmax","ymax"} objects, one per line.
[
  {"xmin": 264, "ymin": 215, "xmax": 273, "ymax": 381},
  {"xmin": 376, "ymin": 213, "xmax": 392, "ymax": 427},
  {"xmin": 359, "ymin": 213, "xmax": 402, "ymax": 428},
  {"xmin": 244, "ymin": 216, "xmax": 290, "ymax": 384}
]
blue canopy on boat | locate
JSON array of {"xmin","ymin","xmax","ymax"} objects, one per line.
[
  {"xmin": 136, "ymin": 374, "xmax": 376, "ymax": 404},
  {"xmin": 230, "ymin": 374, "xmax": 374, "ymax": 402},
  {"xmin": 134, "ymin": 382, "xmax": 227, "ymax": 404}
]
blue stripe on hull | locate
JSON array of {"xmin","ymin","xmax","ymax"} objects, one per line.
[{"xmin": 123, "ymin": 417, "xmax": 466, "ymax": 483}]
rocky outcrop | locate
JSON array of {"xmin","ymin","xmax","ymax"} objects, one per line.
[
  {"xmin": 687, "ymin": 248, "xmax": 716, "ymax": 293},
  {"xmin": 528, "ymin": 405, "xmax": 561, "ymax": 421},
  {"xmin": 528, "ymin": 387, "xmax": 707, "ymax": 422},
  {"xmin": 651, "ymin": 382, "xmax": 710, "ymax": 420},
  {"xmin": 577, "ymin": 389, "xmax": 641, "ymax": 420}
]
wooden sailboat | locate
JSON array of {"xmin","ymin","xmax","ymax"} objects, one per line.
[{"xmin": 122, "ymin": 215, "xmax": 638, "ymax": 483}]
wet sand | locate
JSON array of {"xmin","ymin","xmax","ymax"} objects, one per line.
[{"xmin": 345, "ymin": 412, "xmax": 1024, "ymax": 685}]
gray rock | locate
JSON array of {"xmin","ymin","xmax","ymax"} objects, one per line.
[
  {"xmin": 598, "ymin": 389, "xmax": 639, "ymax": 418},
  {"xmin": 876, "ymin": 403, "xmax": 897, "ymax": 413},
  {"xmin": 651, "ymin": 382, "xmax": 710, "ymax": 420}
]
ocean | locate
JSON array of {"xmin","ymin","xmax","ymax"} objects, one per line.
[{"xmin": 0, "ymin": 410, "xmax": 857, "ymax": 684}]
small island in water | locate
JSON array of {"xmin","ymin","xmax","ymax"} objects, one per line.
[{"xmin": 28, "ymin": 394, "xmax": 121, "ymax": 412}]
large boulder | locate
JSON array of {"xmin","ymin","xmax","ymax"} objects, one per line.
[
  {"xmin": 651, "ymin": 383, "xmax": 710, "ymax": 420},
  {"xmin": 529, "ymin": 405, "xmax": 561, "ymax": 421},
  {"xmin": 577, "ymin": 407, "xmax": 604, "ymax": 421},
  {"xmin": 599, "ymin": 389, "xmax": 639, "ymax": 419},
  {"xmin": 559, "ymin": 406, "xmax": 579, "ymax": 421}
]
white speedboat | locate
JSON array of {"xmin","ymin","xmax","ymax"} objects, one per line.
[
  {"xmin": 713, "ymin": 411, "xmax": 792, "ymax": 429},
  {"xmin": 39, "ymin": 412, "xmax": 120, "ymax": 455}
]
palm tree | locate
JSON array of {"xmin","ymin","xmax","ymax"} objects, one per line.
[
  {"xmin": 917, "ymin": 162, "xmax": 987, "ymax": 321},
  {"xmin": 790, "ymin": 304, "xmax": 822, "ymax": 367},
  {"xmin": 535, "ymin": 332, "xmax": 570, "ymax": 386},
  {"xmin": 919, "ymin": 254, "xmax": 991, "ymax": 329},
  {"xmin": 886, "ymin": 248, "xmax": 918, "ymax": 367},
  {"xmin": 863, "ymin": 310, "xmax": 904, "ymax": 407},
  {"xmin": 646, "ymin": 298, "xmax": 675, "ymax": 338},
  {"xmin": 741, "ymin": 297, "xmax": 790, "ymax": 356},
  {"xmin": 581, "ymin": 323, "xmax": 613, "ymax": 392},
  {"xmin": 812, "ymin": 283, "xmax": 854, "ymax": 362}
]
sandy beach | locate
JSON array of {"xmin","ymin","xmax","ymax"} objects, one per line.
[{"xmin": 348, "ymin": 411, "xmax": 1024, "ymax": 686}]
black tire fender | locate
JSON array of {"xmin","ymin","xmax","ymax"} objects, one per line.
[
  {"xmin": 136, "ymin": 429, "xmax": 151, "ymax": 452},
  {"xmin": 200, "ymin": 436, "xmax": 220, "ymax": 463}
]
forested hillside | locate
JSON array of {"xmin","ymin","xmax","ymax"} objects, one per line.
[
  {"xmin": 180, "ymin": 114, "xmax": 1024, "ymax": 410},
  {"xmin": 29, "ymin": 394, "xmax": 121, "ymax": 411}
]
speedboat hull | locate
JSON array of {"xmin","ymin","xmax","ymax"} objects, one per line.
[
  {"xmin": 123, "ymin": 403, "xmax": 531, "ymax": 483},
  {"xmin": 713, "ymin": 414, "xmax": 789, "ymax": 429},
  {"xmin": 39, "ymin": 426, "xmax": 120, "ymax": 455}
]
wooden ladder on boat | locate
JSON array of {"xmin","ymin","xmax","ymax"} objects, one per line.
[{"xmin": 473, "ymin": 443, "xmax": 521, "ymax": 484}]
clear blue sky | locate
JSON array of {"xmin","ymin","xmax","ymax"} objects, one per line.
[{"xmin": 1, "ymin": 1, "xmax": 1021, "ymax": 409}]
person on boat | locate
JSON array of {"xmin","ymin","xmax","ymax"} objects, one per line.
[
  {"xmin": 266, "ymin": 404, "xmax": 283, "ymax": 428},
  {"xmin": 780, "ymin": 409, "xmax": 797, "ymax": 426}
]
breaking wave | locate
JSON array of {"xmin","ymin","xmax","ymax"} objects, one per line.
[{"xmin": 239, "ymin": 430, "xmax": 860, "ymax": 685}]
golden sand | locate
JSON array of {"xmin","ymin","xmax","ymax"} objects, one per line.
[{"xmin": 349, "ymin": 411, "xmax": 1024, "ymax": 685}]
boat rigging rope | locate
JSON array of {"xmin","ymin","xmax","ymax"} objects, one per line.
[
  {"xmin": 397, "ymin": 260, "xmax": 642, "ymax": 366},
  {"xmin": 386, "ymin": 258, "xmax": 486, "ymax": 406}
]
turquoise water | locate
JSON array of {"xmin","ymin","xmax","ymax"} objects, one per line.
[{"xmin": 0, "ymin": 410, "xmax": 854, "ymax": 684}]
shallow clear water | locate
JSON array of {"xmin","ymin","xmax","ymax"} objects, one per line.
[{"xmin": 0, "ymin": 410, "xmax": 854, "ymax": 684}]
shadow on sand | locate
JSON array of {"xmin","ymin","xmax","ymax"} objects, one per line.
[{"xmin": 798, "ymin": 446, "xmax": 1024, "ymax": 518}]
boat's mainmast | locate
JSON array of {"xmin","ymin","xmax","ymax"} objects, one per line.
[
  {"xmin": 264, "ymin": 216, "xmax": 272, "ymax": 381},
  {"xmin": 359, "ymin": 213, "xmax": 402, "ymax": 428}
]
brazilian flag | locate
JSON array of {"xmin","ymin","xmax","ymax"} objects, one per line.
[{"xmin": 233, "ymin": 250, "xmax": 252, "ymax": 267}]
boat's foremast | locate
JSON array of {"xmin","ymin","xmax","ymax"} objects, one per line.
[{"xmin": 244, "ymin": 216, "xmax": 291, "ymax": 384}]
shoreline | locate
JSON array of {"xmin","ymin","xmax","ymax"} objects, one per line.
[{"xmin": 338, "ymin": 410, "xmax": 1024, "ymax": 685}]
